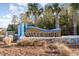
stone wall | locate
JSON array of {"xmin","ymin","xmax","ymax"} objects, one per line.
[
  {"xmin": 27, "ymin": 36, "xmax": 79, "ymax": 45},
  {"xmin": 25, "ymin": 28, "xmax": 61, "ymax": 37}
]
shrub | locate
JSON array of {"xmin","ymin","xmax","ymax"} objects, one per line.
[
  {"xmin": 17, "ymin": 37, "xmax": 31, "ymax": 46},
  {"xmin": 17, "ymin": 37, "xmax": 47, "ymax": 47},
  {"xmin": 3, "ymin": 36, "xmax": 13, "ymax": 46},
  {"xmin": 32, "ymin": 40, "xmax": 47, "ymax": 47},
  {"xmin": 48, "ymin": 43, "xmax": 73, "ymax": 56}
]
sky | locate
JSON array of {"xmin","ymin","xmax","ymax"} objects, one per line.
[
  {"xmin": 0, "ymin": 3, "xmax": 46, "ymax": 28},
  {"xmin": 0, "ymin": 3, "xmax": 28, "ymax": 28}
]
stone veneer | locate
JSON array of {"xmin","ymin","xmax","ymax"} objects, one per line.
[{"xmin": 25, "ymin": 28, "xmax": 61, "ymax": 37}]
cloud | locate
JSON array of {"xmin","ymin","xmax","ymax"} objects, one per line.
[
  {"xmin": 0, "ymin": 3, "xmax": 27, "ymax": 28},
  {"xmin": 18, "ymin": 6, "xmax": 26, "ymax": 14},
  {"xmin": 9, "ymin": 4, "xmax": 27, "ymax": 16},
  {"xmin": 6, "ymin": 14, "xmax": 12, "ymax": 19},
  {"xmin": 9, "ymin": 4, "xmax": 19, "ymax": 15},
  {"xmin": 40, "ymin": 3, "xmax": 47, "ymax": 7},
  {"xmin": 0, "ymin": 14, "xmax": 12, "ymax": 28},
  {"xmin": 17, "ymin": 4, "xmax": 27, "ymax": 13},
  {"xmin": 0, "ymin": 14, "xmax": 12, "ymax": 19},
  {"xmin": 17, "ymin": 3, "xmax": 27, "ymax": 7}
]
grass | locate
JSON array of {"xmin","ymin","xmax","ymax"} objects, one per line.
[
  {"xmin": 17, "ymin": 37, "xmax": 48, "ymax": 47},
  {"xmin": 48, "ymin": 43, "xmax": 74, "ymax": 56},
  {"xmin": 17, "ymin": 39, "xmax": 31, "ymax": 46}
]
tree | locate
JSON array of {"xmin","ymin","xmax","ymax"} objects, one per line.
[
  {"xmin": 41, "ymin": 3, "xmax": 62, "ymax": 29},
  {"xmin": 11, "ymin": 15, "xmax": 18, "ymax": 33},
  {"xmin": 27, "ymin": 3, "xmax": 41, "ymax": 24},
  {"xmin": 36, "ymin": 4, "xmax": 55, "ymax": 29},
  {"xmin": 70, "ymin": 3, "xmax": 79, "ymax": 35},
  {"xmin": 20, "ymin": 13, "xmax": 27, "ymax": 23},
  {"xmin": 11, "ymin": 15, "xmax": 18, "ymax": 25},
  {"xmin": 52, "ymin": 3, "xmax": 61, "ymax": 29},
  {"xmin": 59, "ymin": 4, "xmax": 73, "ymax": 35}
]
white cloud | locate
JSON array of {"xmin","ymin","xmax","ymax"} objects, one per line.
[
  {"xmin": 0, "ymin": 3, "xmax": 27, "ymax": 28},
  {"xmin": 17, "ymin": 3, "xmax": 27, "ymax": 7},
  {"xmin": 18, "ymin": 7, "xmax": 26, "ymax": 14},
  {"xmin": 6, "ymin": 13, "xmax": 12, "ymax": 17},
  {"xmin": 9, "ymin": 4, "xmax": 18, "ymax": 14},
  {"xmin": 40, "ymin": 3, "xmax": 47, "ymax": 7},
  {"xmin": 17, "ymin": 4, "xmax": 27, "ymax": 13},
  {"xmin": 19, "ymin": 6, "xmax": 25, "ymax": 11},
  {"xmin": 9, "ymin": 4, "xmax": 27, "ymax": 16},
  {"xmin": 0, "ymin": 14, "xmax": 12, "ymax": 28},
  {"xmin": 0, "ymin": 14, "xmax": 12, "ymax": 19}
]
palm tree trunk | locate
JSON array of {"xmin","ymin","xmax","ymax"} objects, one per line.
[
  {"xmin": 72, "ymin": 14, "xmax": 77, "ymax": 35},
  {"xmin": 35, "ymin": 15, "xmax": 37, "ymax": 24},
  {"xmin": 32, "ymin": 14, "xmax": 38, "ymax": 24},
  {"xmin": 55, "ymin": 12, "xmax": 60, "ymax": 29},
  {"xmin": 73, "ymin": 24, "xmax": 77, "ymax": 35}
]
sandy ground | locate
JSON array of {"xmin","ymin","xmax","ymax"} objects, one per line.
[
  {"xmin": 0, "ymin": 42, "xmax": 58, "ymax": 56},
  {"xmin": 0, "ymin": 42, "xmax": 78, "ymax": 56}
]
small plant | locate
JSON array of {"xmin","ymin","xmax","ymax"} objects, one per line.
[
  {"xmin": 17, "ymin": 37, "xmax": 47, "ymax": 47},
  {"xmin": 3, "ymin": 36, "xmax": 13, "ymax": 46},
  {"xmin": 28, "ymin": 40, "xmax": 48, "ymax": 47},
  {"xmin": 48, "ymin": 43, "xmax": 73, "ymax": 56},
  {"xmin": 17, "ymin": 37, "xmax": 31, "ymax": 46}
]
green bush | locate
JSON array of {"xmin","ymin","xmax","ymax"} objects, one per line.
[{"xmin": 36, "ymin": 17, "xmax": 55, "ymax": 29}]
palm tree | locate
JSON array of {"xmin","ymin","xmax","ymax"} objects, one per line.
[
  {"xmin": 27, "ymin": 3, "xmax": 41, "ymax": 24},
  {"xmin": 12, "ymin": 15, "xmax": 18, "ymax": 25},
  {"xmin": 37, "ymin": 4, "xmax": 55, "ymax": 29},
  {"xmin": 20, "ymin": 13, "xmax": 27, "ymax": 24},
  {"xmin": 70, "ymin": 3, "xmax": 79, "ymax": 35},
  {"xmin": 52, "ymin": 3, "xmax": 61, "ymax": 29},
  {"xmin": 45, "ymin": 3, "xmax": 61, "ymax": 28},
  {"xmin": 11, "ymin": 15, "xmax": 18, "ymax": 29},
  {"xmin": 60, "ymin": 4, "xmax": 74, "ymax": 35},
  {"xmin": 42, "ymin": 3, "xmax": 61, "ymax": 29},
  {"xmin": 40, "ymin": 3, "xmax": 62, "ymax": 29}
]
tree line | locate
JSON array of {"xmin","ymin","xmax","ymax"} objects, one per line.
[{"xmin": 7, "ymin": 3, "xmax": 79, "ymax": 35}]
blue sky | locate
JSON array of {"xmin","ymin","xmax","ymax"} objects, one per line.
[
  {"xmin": 0, "ymin": 3, "xmax": 46, "ymax": 28},
  {"xmin": 0, "ymin": 3, "xmax": 28, "ymax": 28},
  {"xmin": 0, "ymin": 3, "xmax": 45, "ymax": 28},
  {"xmin": 0, "ymin": 4, "xmax": 9, "ymax": 16}
]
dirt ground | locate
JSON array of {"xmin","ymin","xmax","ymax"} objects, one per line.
[{"xmin": 0, "ymin": 42, "xmax": 78, "ymax": 56}]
